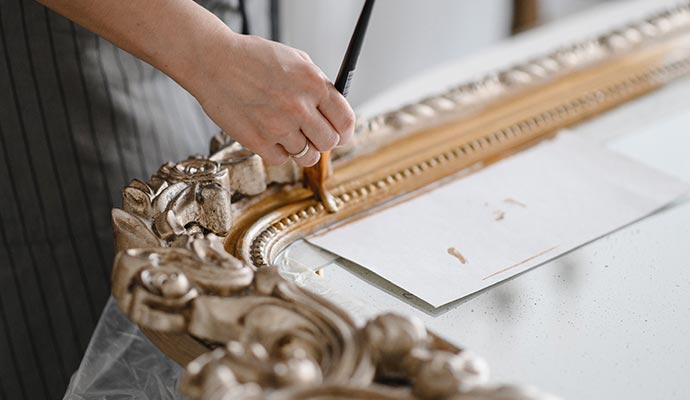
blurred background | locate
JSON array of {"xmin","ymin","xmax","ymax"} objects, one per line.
[{"xmin": 274, "ymin": 0, "xmax": 613, "ymax": 107}]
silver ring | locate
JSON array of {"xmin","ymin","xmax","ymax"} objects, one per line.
[{"xmin": 289, "ymin": 142, "xmax": 310, "ymax": 159}]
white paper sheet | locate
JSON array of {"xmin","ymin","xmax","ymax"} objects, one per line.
[{"xmin": 308, "ymin": 134, "xmax": 689, "ymax": 307}]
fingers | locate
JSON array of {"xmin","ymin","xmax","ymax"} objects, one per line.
[
  {"xmin": 259, "ymin": 142, "xmax": 320, "ymax": 168},
  {"xmin": 279, "ymin": 129, "xmax": 309, "ymax": 154},
  {"xmin": 256, "ymin": 143, "xmax": 290, "ymax": 166},
  {"xmin": 278, "ymin": 131, "xmax": 321, "ymax": 167},
  {"xmin": 301, "ymin": 109, "xmax": 339, "ymax": 152},
  {"xmin": 226, "ymin": 125, "xmax": 321, "ymax": 167},
  {"xmin": 317, "ymin": 85, "xmax": 356, "ymax": 146}
]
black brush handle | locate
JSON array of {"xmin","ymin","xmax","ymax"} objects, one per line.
[{"xmin": 334, "ymin": 0, "xmax": 375, "ymax": 98}]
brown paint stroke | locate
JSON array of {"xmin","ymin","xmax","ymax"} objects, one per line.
[
  {"xmin": 494, "ymin": 210, "xmax": 505, "ymax": 221},
  {"xmin": 482, "ymin": 245, "xmax": 558, "ymax": 280},
  {"xmin": 447, "ymin": 247, "xmax": 467, "ymax": 264},
  {"xmin": 504, "ymin": 198, "xmax": 527, "ymax": 208}
]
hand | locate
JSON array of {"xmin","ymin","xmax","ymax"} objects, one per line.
[
  {"xmin": 192, "ymin": 32, "xmax": 356, "ymax": 167},
  {"xmin": 37, "ymin": 0, "xmax": 351, "ymax": 166}
]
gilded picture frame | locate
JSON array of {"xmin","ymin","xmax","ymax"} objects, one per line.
[{"xmin": 111, "ymin": 5, "xmax": 690, "ymax": 399}]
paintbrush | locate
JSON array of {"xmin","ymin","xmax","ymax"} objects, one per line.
[{"xmin": 304, "ymin": 0, "xmax": 375, "ymax": 213}]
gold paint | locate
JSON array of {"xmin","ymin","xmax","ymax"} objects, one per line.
[
  {"xmin": 447, "ymin": 247, "xmax": 468, "ymax": 264},
  {"xmin": 482, "ymin": 245, "xmax": 558, "ymax": 280},
  {"xmin": 304, "ymin": 151, "xmax": 340, "ymax": 213},
  {"xmin": 504, "ymin": 198, "xmax": 527, "ymax": 208}
]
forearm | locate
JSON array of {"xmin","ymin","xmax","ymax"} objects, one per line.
[
  {"xmin": 37, "ymin": 0, "xmax": 233, "ymax": 92},
  {"xmin": 38, "ymin": 0, "xmax": 356, "ymax": 167}
]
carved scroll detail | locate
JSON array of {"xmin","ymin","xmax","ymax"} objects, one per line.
[
  {"xmin": 113, "ymin": 241, "xmax": 554, "ymax": 399},
  {"xmin": 111, "ymin": 4, "xmax": 690, "ymax": 400},
  {"xmin": 178, "ymin": 310, "xmax": 555, "ymax": 400}
]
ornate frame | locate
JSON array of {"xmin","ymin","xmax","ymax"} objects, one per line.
[{"xmin": 111, "ymin": 5, "xmax": 690, "ymax": 400}]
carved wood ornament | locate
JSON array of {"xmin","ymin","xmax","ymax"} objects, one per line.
[{"xmin": 112, "ymin": 5, "xmax": 690, "ymax": 399}]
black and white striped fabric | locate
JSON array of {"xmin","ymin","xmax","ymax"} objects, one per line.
[{"xmin": 0, "ymin": 0, "xmax": 273, "ymax": 398}]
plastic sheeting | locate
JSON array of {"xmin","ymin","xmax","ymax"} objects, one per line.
[
  {"xmin": 63, "ymin": 298, "xmax": 183, "ymax": 399},
  {"xmin": 59, "ymin": 240, "xmax": 339, "ymax": 400},
  {"xmin": 59, "ymin": 241, "xmax": 345, "ymax": 400},
  {"xmin": 277, "ymin": 240, "xmax": 377, "ymax": 325}
]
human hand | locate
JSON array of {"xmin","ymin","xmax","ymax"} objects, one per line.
[
  {"xmin": 37, "ymin": 0, "xmax": 352, "ymax": 166},
  {"xmin": 192, "ymin": 32, "xmax": 356, "ymax": 167}
]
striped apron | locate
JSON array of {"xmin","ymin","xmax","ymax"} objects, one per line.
[{"xmin": 0, "ymin": 0, "xmax": 273, "ymax": 398}]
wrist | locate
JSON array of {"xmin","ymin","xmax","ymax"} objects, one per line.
[{"xmin": 161, "ymin": 9, "xmax": 240, "ymax": 98}]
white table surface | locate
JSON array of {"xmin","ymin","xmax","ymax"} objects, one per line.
[
  {"xmin": 281, "ymin": 77, "xmax": 690, "ymax": 399},
  {"xmin": 66, "ymin": 1, "xmax": 690, "ymax": 399},
  {"xmin": 283, "ymin": 1, "xmax": 690, "ymax": 398}
]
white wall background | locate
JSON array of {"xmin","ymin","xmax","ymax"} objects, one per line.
[
  {"xmin": 279, "ymin": 0, "xmax": 614, "ymax": 109},
  {"xmin": 280, "ymin": 0, "xmax": 512, "ymax": 108}
]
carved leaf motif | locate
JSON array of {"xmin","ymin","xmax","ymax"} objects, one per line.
[
  {"xmin": 111, "ymin": 209, "xmax": 163, "ymax": 254},
  {"xmin": 152, "ymin": 181, "xmax": 188, "ymax": 217},
  {"xmin": 122, "ymin": 179, "xmax": 156, "ymax": 217},
  {"xmin": 153, "ymin": 182, "xmax": 233, "ymax": 238}
]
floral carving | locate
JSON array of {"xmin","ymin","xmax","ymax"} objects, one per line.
[
  {"xmin": 113, "ymin": 244, "xmax": 555, "ymax": 399},
  {"xmin": 113, "ymin": 240, "xmax": 255, "ymax": 332},
  {"xmin": 156, "ymin": 157, "xmax": 230, "ymax": 185},
  {"xmin": 152, "ymin": 158, "xmax": 233, "ymax": 238},
  {"xmin": 113, "ymin": 250, "xmax": 199, "ymax": 332},
  {"xmin": 179, "ymin": 307, "xmax": 553, "ymax": 400},
  {"xmin": 114, "ymin": 157, "xmax": 234, "ymax": 248}
]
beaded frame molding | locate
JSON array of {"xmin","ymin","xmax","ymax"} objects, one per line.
[{"xmin": 112, "ymin": 5, "xmax": 690, "ymax": 400}]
